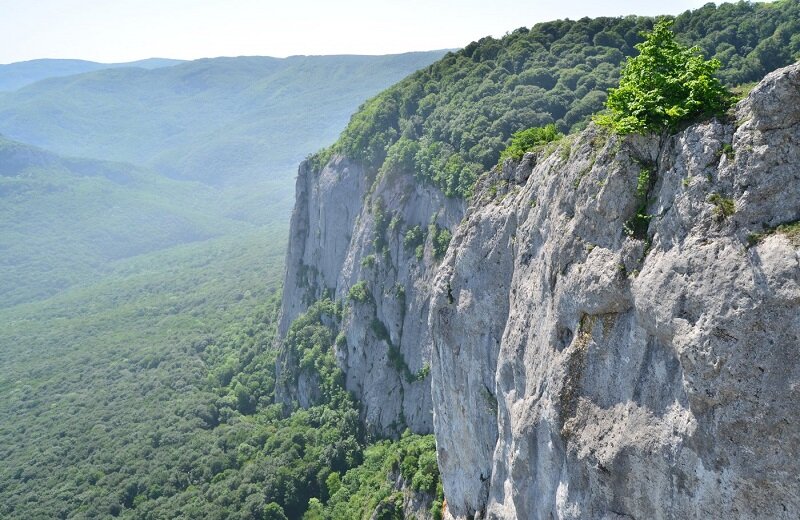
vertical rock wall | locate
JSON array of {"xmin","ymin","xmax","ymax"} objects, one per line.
[{"xmin": 431, "ymin": 64, "xmax": 800, "ymax": 519}]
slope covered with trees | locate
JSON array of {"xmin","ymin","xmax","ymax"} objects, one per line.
[
  {"xmin": 312, "ymin": 0, "xmax": 800, "ymax": 197},
  {"xmin": 0, "ymin": 58, "xmax": 184, "ymax": 92},
  {"xmin": 0, "ymin": 52, "xmax": 446, "ymax": 308},
  {"xmin": 0, "ymin": 52, "xmax": 447, "ymax": 185},
  {"xmin": 0, "ymin": 135, "xmax": 247, "ymax": 306}
]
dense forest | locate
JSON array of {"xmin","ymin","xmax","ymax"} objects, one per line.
[
  {"xmin": 312, "ymin": 0, "xmax": 800, "ymax": 197},
  {"xmin": 2, "ymin": 1, "xmax": 800, "ymax": 519}
]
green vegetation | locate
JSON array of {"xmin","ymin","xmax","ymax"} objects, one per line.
[
  {"xmin": 624, "ymin": 165, "xmax": 654, "ymax": 239},
  {"xmin": 283, "ymin": 299, "xmax": 353, "ymax": 407},
  {"xmin": 0, "ymin": 58, "xmax": 183, "ymax": 92},
  {"xmin": 748, "ymin": 220, "xmax": 800, "ymax": 247},
  {"xmin": 0, "ymin": 53, "xmax": 450, "ymax": 520},
  {"xmin": 403, "ymin": 225, "xmax": 426, "ymax": 259},
  {"xmin": 0, "ymin": 135, "xmax": 251, "ymax": 307},
  {"xmin": 0, "ymin": 228, "xmax": 290, "ymax": 519},
  {"xmin": 429, "ymin": 224, "xmax": 453, "ymax": 260},
  {"xmin": 361, "ymin": 254, "xmax": 376, "ymax": 268},
  {"xmin": 596, "ymin": 21, "xmax": 733, "ymax": 134},
  {"xmin": 348, "ymin": 281, "xmax": 372, "ymax": 304},
  {"xmin": 498, "ymin": 124, "xmax": 563, "ymax": 163},
  {"xmin": 0, "ymin": 53, "xmax": 446, "ymax": 186},
  {"xmin": 709, "ymin": 193, "xmax": 736, "ymax": 218},
  {"xmin": 3, "ymin": 3, "xmax": 800, "ymax": 518},
  {"xmin": 312, "ymin": 1, "xmax": 800, "ymax": 198},
  {"xmin": 322, "ymin": 432, "xmax": 442, "ymax": 520},
  {"xmin": 0, "ymin": 235, "xmax": 441, "ymax": 519}
]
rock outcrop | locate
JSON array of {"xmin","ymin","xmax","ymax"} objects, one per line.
[
  {"xmin": 432, "ymin": 63, "xmax": 800, "ymax": 519},
  {"xmin": 278, "ymin": 63, "xmax": 800, "ymax": 518},
  {"xmin": 277, "ymin": 153, "xmax": 464, "ymax": 434}
]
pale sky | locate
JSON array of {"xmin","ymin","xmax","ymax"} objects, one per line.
[{"xmin": 1, "ymin": 0, "xmax": 716, "ymax": 64}]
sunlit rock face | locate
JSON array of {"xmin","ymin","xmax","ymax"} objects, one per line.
[
  {"xmin": 277, "ymin": 63, "xmax": 800, "ymax": 519},
  {"xmin": 276, "ymin": 153, "xmax": 464, "ymax": 435},
  {"xmin": 431, "ymin": 63, "xmax": 800, "ymax": 519}
]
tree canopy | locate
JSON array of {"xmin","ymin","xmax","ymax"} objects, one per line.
[
  {"xmin": 311, "ymin": 1, "xmax": 800, "ymax": 198},
  {"xmin": 596, "ymin": 20, "xmax": 734, "ymax": 134}
]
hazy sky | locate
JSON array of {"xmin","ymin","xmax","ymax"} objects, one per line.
[{"xmin": 2, "ymin": 0, "xmax": 716, "ymax": 64}]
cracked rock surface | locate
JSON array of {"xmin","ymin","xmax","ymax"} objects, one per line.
[
  {"xmin": 431, "ymin": 63, "xmax": 800, "ymax": 519},
  {"xmin": 277, "ymin": 63, "xmax": 800, "ymax": 519}
]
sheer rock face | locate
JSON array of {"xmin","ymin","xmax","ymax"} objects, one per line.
[
  {"xmin": 277, "ymin": 63, "xmax": 800, "ymax": 518},
  {"xmin": 277, "ymin": 153, "xmax": 464, "ymax": 434},
  {"xmin": 431, "ymin": 63, "xmax": 800, "ymax": 519}
]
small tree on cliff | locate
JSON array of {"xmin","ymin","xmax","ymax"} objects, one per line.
[{"xmin": 596, "ymin": 20, "xmax": 733, "ymax": 134}]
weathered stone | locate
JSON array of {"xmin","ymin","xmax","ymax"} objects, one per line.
[
  {"xmin": 432, "ymin": 63, "xmax": 800, "ymax": 519},
  {"xmin": 278, "ymin": 63, "xmax": 800, "ymax": 519}
]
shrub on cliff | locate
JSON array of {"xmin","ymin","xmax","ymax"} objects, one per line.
[
  {"xmin": 596, "ymin": 20, "xmax": 734, "ymax": 134},
  {"xmin": 498, "ymin": 123, "xmax": 562, "ymax": 163}
]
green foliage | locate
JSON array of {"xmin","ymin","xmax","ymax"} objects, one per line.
[
  {"xmin": 403, "ymin": 225, "xmax": 425, "ymax": 255},
  {"xmin": 360, "ymin": 254, "xmax": 376, "ymax": 268},
  {"xmin": 0, "ymin": 228, "xmax": 294, "ymax": 519},
  {"xmin": 284, "ymin": 298, "xmax": 354, "ymax": 409},
  {"xmin": 748, "ymin": 220, "xmax": 800, "ymax": 247},
  {"xmin": 0, "ymin": 53, "xmax": 445, "ymax": 185},
  {"xmin": 429, "ymin": 224, "xmax": 452, "ymax": 260},
  {"xmin": 323, "ymin": 432, "xmax": 441, "ymax": 519},
  {"xmin": 371, "ymin": 199, "xmax": 391, "ymax": 254},
  {"xmin": 0, "ymin": 48, "xmax": 451, "ymax": 520},
  {"xmin": 0, "ymin": 136, "xmax": 251, "ymax": 308},
  {"xmin": 498, "ymin": 124, "xmax": 563, "ymax": 163},
  {"xmin": 320, "ymin": 3, "xmax": 799, "ymax": 198},
  {"xmin": 709, "ymin": 193, "xmax": 736, "ymax": 218},
  {"xmin": 348, "ymin": 281, "xmax": 372, "ymax": 304},
  {"xmin": 307, "ymin": 147, "xmax": 335, "ymax": 174},
  {"xmin": 624, "ymin": 166, "xmax": 654, "ymax": 239},
  {"xmin": 596, "ymin": 21, "xmax": 734, "ymax": 134}
]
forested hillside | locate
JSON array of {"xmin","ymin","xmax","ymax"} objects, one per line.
[
  {"xmin": 313, "ymin": 0, "xmax": 800, "ymax": 197},
  {"xmin": 0, "ymin": 52, "xmax": 445, "ymax": 308},
  {"xmin": 0, "ymin": 58, "xmax": 184, "ymax": 91},
  {"xmin": 0, "ymin": 52, "xmax": 447, "ymax": 185},
  {"xmin": 0, "ymin": 135, "xmax": 246, "ymax": 306}
]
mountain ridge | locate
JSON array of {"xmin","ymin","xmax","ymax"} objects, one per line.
[{"xmin": 0, "ymin": 57, "xmax": 185, "ymax": 91}]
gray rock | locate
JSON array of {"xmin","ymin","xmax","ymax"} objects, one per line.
[
  {"xmin": 277, "ymin": 62, "xmax": 800, "ymax": 519},
  {"xmin": 276, "ymin": 152, "xmax": 464, "ymax": 434},
  {"xmin": 431, "ymin": 63, "xmax": 800, "ymax": 519}
]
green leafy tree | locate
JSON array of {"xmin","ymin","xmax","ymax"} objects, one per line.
[
  {"xmin": 498, "ymin": 124, "xmax": 562, "ymax": 163},
  {"xmin": 596, "ymin": 20, "xmax": 733, "ymax": 134}
]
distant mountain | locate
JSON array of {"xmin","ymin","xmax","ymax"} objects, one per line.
[
  {"xmin": 0, "ymin": 134, "xmax": 241, "ymax": 307},
  {"xmin": 0, "ymin": 58, "xmax": 184, "ymax": 91},
  {"xmin": 0, "ymin": 52, "xmax": 447, "ymax": 185},
  {"xmin": 0, "ymin": 51, "xmax": 446, "ymax": 306}
]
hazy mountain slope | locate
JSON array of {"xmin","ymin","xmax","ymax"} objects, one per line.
[
  {"xmin": 0, "ymin": 135, "xmax": 243, "ymax": 307},
  {"xmin": 0, "ymin": 58, "xmax": 184, "ymax": 91},
  {"xmin": 0, "ymin": 52, "xmax": 445, "ymax": 306},
  {"xmin": 0, "ymin": 227, "xmax": 286, "ymax": 519},
  {"xmin": 0, "ymin": 52, "xmax": 447, "ymax": 185}
]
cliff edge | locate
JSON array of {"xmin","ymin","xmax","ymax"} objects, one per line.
[
  {"xmin": 277, "ymin": 63, "xmax": 800, "ymax": 519},
  {"xmin": 432, "ymin": 63, "xmax": 800, "ymax": 519}
]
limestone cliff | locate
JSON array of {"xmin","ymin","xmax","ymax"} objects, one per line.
[
  {"xmin": 432, "ymin": 63, "xmax": 800, "ymax": 519},
  {"xmin": 278, "ymin": 63, "xmax": 800, "ymax": 518},
  {"xmin": 277, "ymin": 152, "xmax": 464, "ymax": 434}
]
